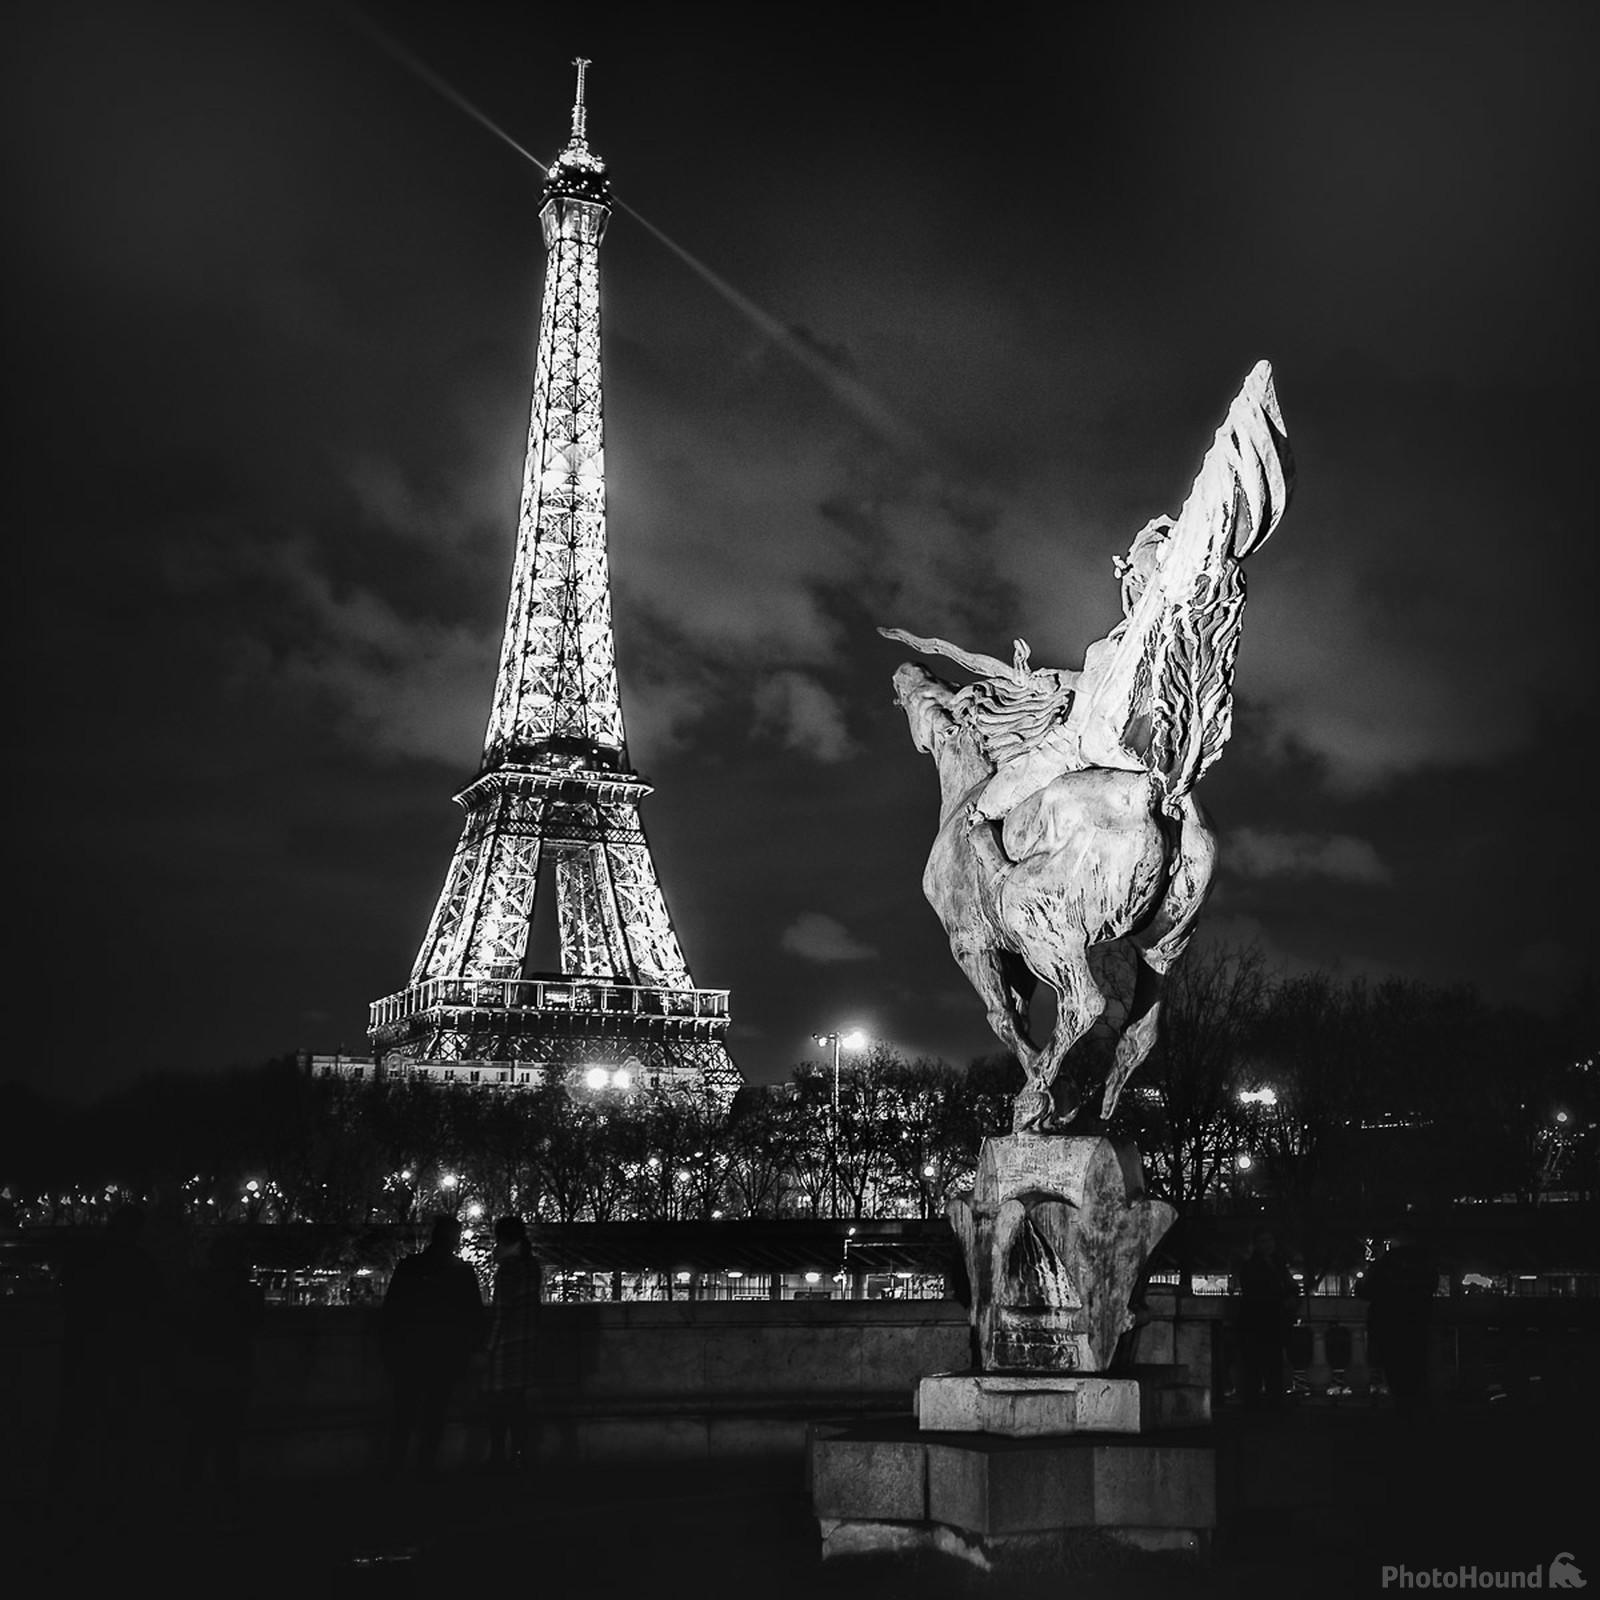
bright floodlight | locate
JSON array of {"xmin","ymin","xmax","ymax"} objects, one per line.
[
  {"xmin": 585, "ymin": 1066, "xmax": 610, "ymax": 1090},
  {"xmin": 1239, "ymin": 1087, "xmax": 1278, "ymax": 1106},
  {"xmin": 612, "ymin": 1067, "xmax": 631, "ymax": 1089},
  {"xmin": 1236, "ymin": 1153, "xmax": 1254, "ymax": 1171},
  {"xmin": 815, "ymin": 1027, "xmax": 869, "ymax": 1049}
]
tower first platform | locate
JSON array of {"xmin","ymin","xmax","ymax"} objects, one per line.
[{"xmin": 369, "ymin": 62, "xmax": 740, "ymax": 1103}]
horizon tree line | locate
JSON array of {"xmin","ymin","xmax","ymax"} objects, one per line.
[{"xmin": 2, "ymin": 952, "xmax": 1592, "ymax": 1281}]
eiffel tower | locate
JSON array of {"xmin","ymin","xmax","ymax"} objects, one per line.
[{"xmin": 369, "ymin": 61, "xmax": 741, "ymax": 1103}]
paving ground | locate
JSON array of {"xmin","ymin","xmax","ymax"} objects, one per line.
[{"xmin": 4, "ymin": 1394, "xmax": 1593, "ymax": 1599}]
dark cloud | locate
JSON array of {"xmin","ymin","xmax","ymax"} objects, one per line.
[
  {"xmin": 779, "ymin": 913, "xmax": 878, "ymax": 966},
  {"xmin": 1226, "ymin": 829, "xmax": 1391, "ymax": 887}
]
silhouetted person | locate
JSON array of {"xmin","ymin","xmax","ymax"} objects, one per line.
[
  {"xmin": 176, "ymin": 1233, "xmax": 265, "ymax": 1499},
  {"xmin": 379, "ymin": 1215, "xmax": 486, "ymax": 1477},
  {"xmin": 1359, "ymin": 1240, "xmax": 1436, "ymax": 1420},
  {"xmin": 483, "ymin": 1215, "xmax": 543, "ymax": 1470},
  {"xmin": 1235, "ymin": 1228, "xmax": 1300, "ymax": 1409},
  {"xmin": 53, "ymin": 1204, "xmax": 169, "ymax": 1497}
]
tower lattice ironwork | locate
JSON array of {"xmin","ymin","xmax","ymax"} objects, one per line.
[{"xmin": 370, "ymin": 62, "xmax": 741, "ymax": 1102}]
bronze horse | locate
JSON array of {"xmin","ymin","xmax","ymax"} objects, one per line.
[
  {"xmin": 886, "ymin": 360, "xmax": 1292, "ymax": 1133},
  {"xmin": 892, "ymin": 660, "xmax": 1217, "ymax": 1132}
]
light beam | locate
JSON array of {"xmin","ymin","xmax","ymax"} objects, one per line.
[{"xmin": 345, "ymin": 10, "xmax": 926, "ymax": 454}]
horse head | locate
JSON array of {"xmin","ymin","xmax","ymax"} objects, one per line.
[{"xmin": 891, "ymin": 662, "xmax": 959, "ymax": 755}]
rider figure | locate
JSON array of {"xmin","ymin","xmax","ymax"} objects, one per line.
[{"xmin": 951, "ymin": 516, "xmax": 1174, "ymax": 835}]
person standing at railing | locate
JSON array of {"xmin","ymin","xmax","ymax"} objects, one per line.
[
  {"xmin": 1235, "ymin": 1228, "xmax": 1301, "ymax": 1409},
  {"xmin": 379, "ymin": 1215, "xmax": 487, "ymax": 1478},
  {"xmin": 1358, "ymin": 1239, "xmax": 1437, "ymax": 1422},
  {"xmin": 482, "ymin": 1215, "xmax": 544, "ymax": 1472}
]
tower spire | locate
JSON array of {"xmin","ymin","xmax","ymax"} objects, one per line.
[
  {"xmin": 369, "ymin": 69, "xmax": 740, "ymax": 1105},
  {"xmin": 570, "ymin": 56, "xmax": 590, "ymax": 146}
]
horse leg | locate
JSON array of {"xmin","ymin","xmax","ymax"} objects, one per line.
[
  {"xmin": 1015, "ymin": 942, "xmax": 1106, "ymax": 1133},
  {"xmin": 953, "ymin": 942, "xmax": 1040, "ymax": 1074},
  {"xmin": 1099, "ymin": 949, "xmax": 1165, "ymax": 1122},
  {"xmin": 1098, "ymin": 797, "xmax": 1218, "ymax": 1120}
]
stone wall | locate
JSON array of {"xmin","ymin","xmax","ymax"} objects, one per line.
[{"xmin": 1, "ymin": 1294, "xmax": 973, "ymax": 1484}]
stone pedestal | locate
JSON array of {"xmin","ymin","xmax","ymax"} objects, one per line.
[
  {"xmin": 948, "ymin": 1134, "xmax": 1173, "ymax": 1373},
  {"xmin": 917, "ymin": 1369, "xmax": 1210, "ymax": 1436},
  {"xmin": 918, "ymin": 1372, "xmax": 1141, "ymax": 1435},
  {"xmin": 810, "ymin": 1420, "xmax": 1215, "ymax": 1571},
  {"xmin": 808, "ymin": 1134, "xmax": 1210, "ymax": 1573}
]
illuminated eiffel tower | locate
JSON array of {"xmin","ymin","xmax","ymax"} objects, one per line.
[{"xmin": 369, "ymin": 61, "xmax": 740, "ymax": 1102}]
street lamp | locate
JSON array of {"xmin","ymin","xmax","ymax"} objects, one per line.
[
  {"xmin": 813, "ymin": 1028, "xmax": 868, "ymax": 1115},
  {"xmin": 813, "ymin": 1028, "xmax": 868, "ymax": 1218}
]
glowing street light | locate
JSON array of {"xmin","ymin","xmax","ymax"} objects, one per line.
[
  {"xmin": 813, "ymin": 1028, "xmax": 869, "ymax": 1115},
  {"xmin": 813, "ymin": 1027, "xmax": 868, "ymax": 1218}
]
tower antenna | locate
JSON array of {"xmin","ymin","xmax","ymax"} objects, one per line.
[{"xmin": 570, "ymin": 56, "xmax": 591, "ymax": 145}]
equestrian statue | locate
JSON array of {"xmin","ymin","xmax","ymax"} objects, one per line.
[{"xmin": 884, "ymin": 359, "xmax": 1294, "ymax": 1138}]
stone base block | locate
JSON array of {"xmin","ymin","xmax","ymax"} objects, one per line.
[
  {"xmin": 917, "ymin": 1368, "xmax": 1211, "ymax": 1436},
  {"xmin": 818, "ymin": 1517, "xmax": 1210, "ymax": 1573},
  {"xmin": 918, "ymin": 1372, "xmax": 1141, "ymax": 1435},
  {"xmin": 811, "ymin": 1419, "xmax": 1215, "ymax": 1555}
]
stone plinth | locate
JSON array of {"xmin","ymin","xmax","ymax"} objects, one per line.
[
  {"xmin": 918, "ymin": 1368, "xmax": 1211, "ymax": 1438},
  {"xmin": 917, "ymin": 1372, "xmax": 1140, "ymax": 1436},
  {"xmin": 810, "ymin": 1419, "xmax": 1215, "ymax": 1571}
]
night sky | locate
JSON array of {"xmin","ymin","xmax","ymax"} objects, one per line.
[{"xmin": 8, "ymin": 1, "xmax": 1596, "ymax": 1102}]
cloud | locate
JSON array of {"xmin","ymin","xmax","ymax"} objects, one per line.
[
  {"xmin": 232, "ymin": 539, "xmax": 496, "ymax": 767},
  {"xmin": 1225, "ymin": 827, "xmax": 1391, "ymax": 885},
  {"xmin": 344, "ymin": 453, "xmax": 510, "ymax": 554},
  {"xmin": 753, "ymin": 672, "xmax": 856, "ymax": 763},
  {"xmin": 780, "ymin": 912, "xmax": 878, "ymax": 964},
  {"xmin": 609, "ymin": 423, "xmax": 856, "ymax": 669}
]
